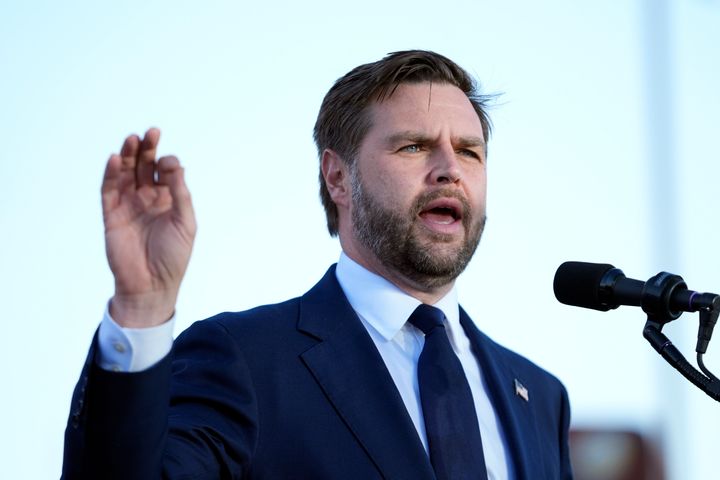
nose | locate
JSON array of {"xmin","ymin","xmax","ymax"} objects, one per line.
[{"xmin": 429, "ymin": 144, "xmax": 461, "ymax": 185}]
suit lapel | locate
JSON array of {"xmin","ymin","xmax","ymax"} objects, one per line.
[
  {"xmin": 298, "ymin": 267, "xmax": 435, "ymax": 480},
  {"xmin": 460, "ymin": 309, "xmax": 539, "ymax": 479}
]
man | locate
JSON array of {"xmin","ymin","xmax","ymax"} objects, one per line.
[{"xmin": 63, "ymin": 50, "xmax": 572, "ymax": 479}]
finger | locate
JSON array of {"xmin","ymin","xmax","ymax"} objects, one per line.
[
  {"xmin": 136, "ymin": 127, "xmax": 161, "ymax": 188},
  {"xmin": 157, "ymin": 155, "xmax": 195, "ymax": 227},
  {"xmin": 102, "ymin": 151, "xmax": 139, "ymax": 215},
  {"xmin": 120, "ymin": 134, "xmax": 140, "ymax": 171},
  {"xmin": 101, "ymin": 154, "xmax": 123, "ymax": 214}
]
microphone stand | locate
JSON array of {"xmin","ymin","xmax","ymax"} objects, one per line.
[{"xmin": 639, "ymin": 271, "xmax": 720, "ymax": 401}]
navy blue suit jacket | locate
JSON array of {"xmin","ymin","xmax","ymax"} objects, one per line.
[{"xmin": 63, "ymin": 265, "xmax": 572, "ymax": 479}]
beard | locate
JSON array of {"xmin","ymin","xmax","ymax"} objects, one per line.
[{"xmin": 350, "ymin": 168, "xmax": 486, "ymax": 290}]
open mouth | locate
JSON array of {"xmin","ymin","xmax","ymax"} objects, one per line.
[{"xmin": 419, "ymin": 198, "xmax": 463, "ymax": 226}]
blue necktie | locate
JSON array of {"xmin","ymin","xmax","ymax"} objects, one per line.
[{"xmin": 408, "ymin": 304, "xmax": 488, "ymax": 480}]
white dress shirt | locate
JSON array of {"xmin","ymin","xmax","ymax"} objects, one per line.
[
  {"xmin": 335, "ymin": 253, "xmax": 512, "ymax": 480},
  {"xmin": 97, "ymin": 253, "xmax": 512, "ymax": 479},
  {"xmin": 97, "ymin": 303, "xmax": 175, "ymax": 372}
]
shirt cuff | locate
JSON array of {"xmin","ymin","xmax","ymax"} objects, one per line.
[{"xmin": 96, "ymin": 303, "xmax": 175, "ymax": 372}]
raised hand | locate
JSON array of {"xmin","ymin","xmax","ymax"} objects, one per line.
[{"xmin": 102, "ymin": 128, "xmax": 196, "ymax": 328}]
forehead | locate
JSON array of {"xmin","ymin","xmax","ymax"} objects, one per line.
[{"xmin": 366, "ymin": 82, "xmax": 485, "ymax": 140}]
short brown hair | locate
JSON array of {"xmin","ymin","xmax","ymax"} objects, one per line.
[{"xmin": 314, "ymin": 49, "xmax": 493, "ymax": 236}]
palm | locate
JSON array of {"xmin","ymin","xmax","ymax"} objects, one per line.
[{"xmin": 105, "ymin": 186, "xmax": 190, "ymax": 292}]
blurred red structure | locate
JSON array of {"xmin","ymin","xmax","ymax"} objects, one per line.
[{"xmin": 569, "ymin": 429, "xmax": 665, "ymax": 480}]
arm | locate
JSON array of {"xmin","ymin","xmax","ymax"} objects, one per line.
[
  {"xmin": 62, "ymin": 320, "xmax": 258, "ymax": 480},
  {"xmin": 63, "ymin": 129, "xmax": 198, "ymax": 479}
]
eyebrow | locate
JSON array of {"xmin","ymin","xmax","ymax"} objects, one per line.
[
  {"xmin": 384, "ymin": 131, "xmax": 486, "ymax": 150},
  {"xmin": 454, "ymin": 136, "xmax": 486, "ymax": 150},
  {"xmin": 385, "ymin": 131, "xmax": 433, "ymax": 146}
]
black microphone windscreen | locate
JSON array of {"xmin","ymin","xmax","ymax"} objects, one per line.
[{"xmin": 554, "ymin": 261, "xmax": 616, "ymax": 311}]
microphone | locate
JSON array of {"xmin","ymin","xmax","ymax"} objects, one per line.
[
  {"xmin": 553, "ymin": 261, "xmax": 717, "ymax": 317},
  {"xmin": 555, "ymin": 261, "xmax": 720, "ymax": 399}
]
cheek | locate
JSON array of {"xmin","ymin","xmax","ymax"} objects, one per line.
[
  {"xmin": 374, "ymin": 181, "xmax": 416, "ymax": 211},
  {"xmin": 465, "ymin": 170, "xmax": 487, "ymax": 209},
  {"xmin": 365, "ymin": 163, "xmax": 420, "ymax": 205}
]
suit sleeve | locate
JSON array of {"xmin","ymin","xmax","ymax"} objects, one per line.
[{"xmin": 62, "ymin": 320, "xmax": 259, "ymax": 480}]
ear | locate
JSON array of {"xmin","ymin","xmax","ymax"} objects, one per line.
[{"xmin": 321, "ymin": 149, "xmax": 351, "ymax": 209}]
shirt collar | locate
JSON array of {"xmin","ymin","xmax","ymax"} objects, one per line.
[{"xmin": 335, "ymin": 252, "xmax": 459, "ymax": 341}]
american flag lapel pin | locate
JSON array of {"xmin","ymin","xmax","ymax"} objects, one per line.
[{"xmin": 514, "ymin": 378, "xmax": 529, "ymax": 402}]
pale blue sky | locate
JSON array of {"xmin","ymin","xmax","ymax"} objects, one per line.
[{"xmin": 1, "ymin": 1, "xmax": 719, "ymax": 478}]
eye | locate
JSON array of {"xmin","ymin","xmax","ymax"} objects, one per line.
[
  {"xmin": 458, "ymin": 149, "xmax": 482, "ymax": 161},
  {"xmin": 399, "ymin": 144, "xmax": 423, "ymax": 153}
]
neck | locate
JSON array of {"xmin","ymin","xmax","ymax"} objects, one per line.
[{"xmin": 341, "ymin": 245, "xmax": 455, "ymax": 305}]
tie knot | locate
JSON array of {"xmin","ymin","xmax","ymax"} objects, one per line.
[{"xmin": 408, "ymin": 304, "xmax": 446, "ymax": 335}]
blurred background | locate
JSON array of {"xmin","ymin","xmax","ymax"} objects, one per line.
[{"xmin": 1, "ymin": 0, "xmax": 718, "ymax": 478}]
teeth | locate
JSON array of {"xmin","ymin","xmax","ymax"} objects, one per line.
[
  {"xmin": 422, "ymin": 210, "xmax": 455, "ymax": 225},
  {"xmin": 420, "ymin": 204, "xmax": 460, "ymax": 226}
]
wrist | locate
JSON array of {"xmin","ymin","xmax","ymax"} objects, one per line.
[{"xmin": 109, "ymin": 292, "xmax": 177, "ymax": 328}]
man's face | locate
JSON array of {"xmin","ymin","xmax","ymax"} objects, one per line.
[{"xmin": 348, "ymin": 82, "xmax": 487, "ymax": 290}]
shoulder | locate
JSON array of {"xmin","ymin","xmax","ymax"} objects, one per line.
[
  {"xmin": 178, "ymin": 264, "xmax": 347, "ymax": 345},
  {"xmin": 461, "ymin": 308, "xmax": 568, "ymax": 399},
  {"xmin": 177, "ymin": 296, "xmax": 304, "ymax": 348},
  {"xmin": 492, "ymin": 332, "xmax": 566, "ymax": 390},
  {"xmin": 487, "ymin": 332, "xmax": 563, "ymax": 387},
  {"xmin": 475, "ymin": 326, "xmax": 572, "ymax": 439},
  {"xmin": 212, "ymin": 297, "xmax": 303, "ymax": 329}
]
